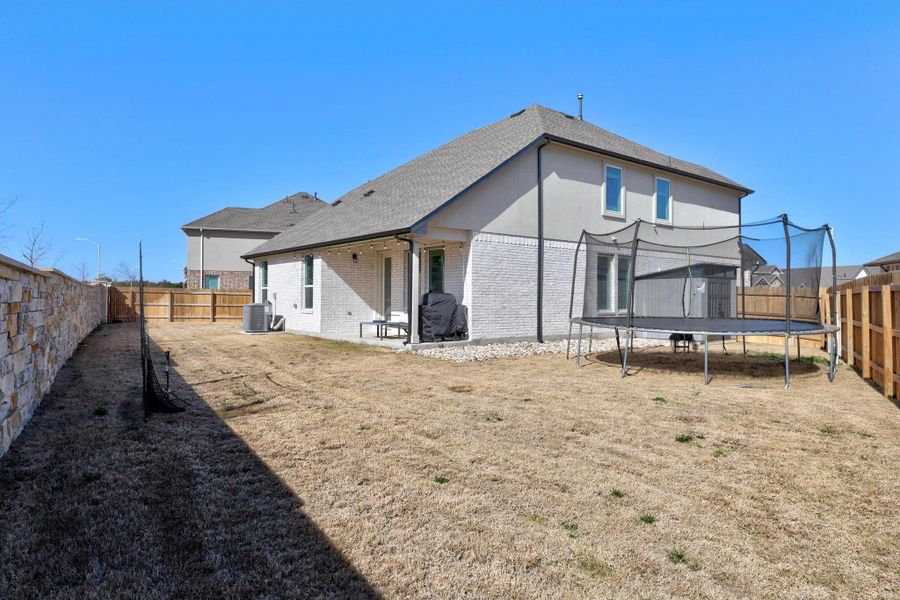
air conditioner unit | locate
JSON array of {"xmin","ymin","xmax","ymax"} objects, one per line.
[{"xmin": 242, "ymin": 303, "xmax": 268, "ymax": 333}]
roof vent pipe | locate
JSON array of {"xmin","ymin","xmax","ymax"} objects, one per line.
[{"xmin": 577, "ymin": 93, "xmax": 584, "ymax": 120}]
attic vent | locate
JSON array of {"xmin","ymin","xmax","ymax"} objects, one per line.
[
  {"xmin": 363, "ymin": 189, "xmax": 375, "ymax": 197},
  {"xmin": 509, "ymin": 109, "xmax": 526, "ymax": 118},
  {"xmin": 564, "ymin": 114, "xmax": 576, "ymax": 120}
]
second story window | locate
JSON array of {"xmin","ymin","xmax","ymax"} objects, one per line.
[
  {"xmin": 604, "ymin": 165, "xmax": 623, "ymax": 216},
  {"xmin": 655, "ymin": 177, "xmax": 671, "ymax": 223}
]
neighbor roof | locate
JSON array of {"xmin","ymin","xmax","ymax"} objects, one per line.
[
  {"xmin": 245, "ymin": 105, "xmax": 751, "ymax": 258},
  {"xmin": 865, "ymin": 251, "xmax": 900, "ymax": 267},
  {"xmin": 183, "ymin": 192, "xmax": 328, "ymax": 233}
]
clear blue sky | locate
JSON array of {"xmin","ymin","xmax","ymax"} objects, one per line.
[{"xmin": 2, "ymin": 1, "xmax": 898, "ymax": 281}]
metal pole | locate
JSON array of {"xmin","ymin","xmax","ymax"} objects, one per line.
[
  {"xmin": 614, "ymin": 327, "xmax": 623, "ymax": 368},
  {"xmin": 826, "ymin": 225, "xmax": 838, "ymax": 381},
  {"xmin": 566, "ymin": 232, "xmax": 585, "ymax": 359},
  {"xmin": 782, "ymin": 214, "xmax": 792, "ymax": 389},
  {"xmin": 588, "ymin": 326, "xmax": 593, "ymax": 354},
  {"xmin": 536, "ymin": 140, "xmax": 549, "ymax": 343},
  {"xmin": 621, "ymin": 329, "xmax": 630, "ymax": 378},
  {"xmin": 704, "ymin": 334, "xmax": 709, "ymax": 385},
  {"xmin": 627, "ymin": 221, "xmax": 641, "ymax": 333},
  {"xmin": 576, "ymin": 323, "xmax": 583, "ymax": 369}
]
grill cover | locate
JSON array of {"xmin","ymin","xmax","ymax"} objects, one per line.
[{"xmin": 419, "ymin": 293, "xmax": 467, "ymax": 341}]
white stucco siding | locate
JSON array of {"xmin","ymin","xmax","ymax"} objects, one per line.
[
  {"xmin": 429, "ymin": 144, "xmax": 742, "ymax": 245},
  {"xmin": 257, "ymin": 251, "xmax": 322, "ymax": 333},
  {"xmin": 427, "ymin": 147, "xmax": 539, "ymax": 238},
  {"xmin": 186, "ymin": 230, "xmax": 275, "ymax": 272}
]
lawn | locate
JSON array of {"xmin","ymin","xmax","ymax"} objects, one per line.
[{"xmin": 1, "ymin": 322, "xmax": 898, "ymax": 599}]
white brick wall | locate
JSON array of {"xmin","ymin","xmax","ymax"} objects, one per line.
[
  {"xmin": 320, "ymin": 249, "xmax": 377, "ymax": 335},
  {"xmin": 257, "ymin": 251, "xmax": 321, "ymax": 333},
  {"xmin": 469, "ymin": 233, "xmax": 582, "ymax": 341},
  {"xmin": 257, "ymin": 233, "xmax": 741, "ymax": 343}
]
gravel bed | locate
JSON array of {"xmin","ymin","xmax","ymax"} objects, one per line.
[{"xmin": 415, "ymin": 337, "xmax": 664, "ymax": 362}]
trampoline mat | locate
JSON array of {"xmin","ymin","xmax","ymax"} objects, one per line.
[{"xmin": 573, "ymin": 316, "xmax": 838, "ymax": 336}]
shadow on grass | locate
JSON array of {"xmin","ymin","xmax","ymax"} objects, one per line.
[{"xmin": 0, "ymin": 323, "xmax": 380, "ymax": 599}]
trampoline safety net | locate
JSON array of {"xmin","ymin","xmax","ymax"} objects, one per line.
[
  {"xmin": 567, "ymin": 214, "xmax": 839, "ymax": 386},
  {"xmin": 570, "ymin": 214, "xmax": 835, "ymax": 334}
]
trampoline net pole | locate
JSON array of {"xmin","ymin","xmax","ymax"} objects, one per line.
[
  {"xmin": 627, "ymin": 220, "xmax": 641, "ymax": 334},
  {"xmin": 827, "ymin": 225, "xmax": 838, "ymax": 379},
  {"xmin": 566, "ymin": 232, "xmax": 585, "ymax": 360},
  {"xmin": 782, "ymin": 214, "xmax": 792, "ymax": 388}
]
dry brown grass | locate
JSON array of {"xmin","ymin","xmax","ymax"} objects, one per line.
[{"xmin": 2, "ymin": 323, "xmax": 898, "ymax": 599}]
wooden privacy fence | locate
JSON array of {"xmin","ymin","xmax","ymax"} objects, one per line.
[
  {"xmin": 736, "ymin": 286, "xmax": 830, "ymax": 349},
  {"xmin": 836, "ymin": 271, "xmax": 900, "ymax": 399},
  {"xmin": 107, "ymin": 287, "xmax": 252, "ymax": 323}
]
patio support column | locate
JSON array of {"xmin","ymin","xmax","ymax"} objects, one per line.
[{"xmin": 409, "ymin": 240, "xmax": 420, "ymax": 344}]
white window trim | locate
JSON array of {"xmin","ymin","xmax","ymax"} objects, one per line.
[
  {"xmin": 259, "ymin": 261, "xmax": 268, "ymax": 303},
  {"xmin": 302, "ymin": 255, "xmax": 314, "ymax": 313},
  {"xmin": 595, "ymin": 252, "xmax": 614, "ymax": 314},
  {"xmin": 653, "ymin": 176, "xmax": 673, "ymax": 225},
  {"xmin": 427, "ymin": 248, "xmax": 445, "ymax": 294},
  {"xmin": 602, "ymin": 163, "xmax": 625, "ymax": 219}
]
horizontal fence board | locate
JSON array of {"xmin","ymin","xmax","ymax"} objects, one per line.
[{"xmin": 107, "ymin": 287, "xmax": 252, "ymax": 324}]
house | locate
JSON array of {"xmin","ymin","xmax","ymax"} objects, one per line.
[
  {"xmin": 242, "ymin": 105, "xmax": 752, "ymax": 344},
  {"xmin": 750, "ymin": 265, "xmax": 873, "ymax": 289},
  {"xmin": 182, "ymin": 192, "xmax": 328, "ymax": 289},
  {"xmin": 865, "ymin": 251, "xmax": 900, "ymax": 273}
]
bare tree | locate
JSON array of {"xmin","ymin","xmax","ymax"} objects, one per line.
[
  {"xmin": 21, "ymin": 221, "xmax": 53, "ymax": 267},
  {"xmin": 116, "ymin": 261, "xmax": 138, "ymax": 286},
  {"xmin": 75, "ymin": 260, "xmax": 91, "ymax": 282}
]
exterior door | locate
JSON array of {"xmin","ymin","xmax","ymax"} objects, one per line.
[{"xmin": 707, "ymin": 278, "xmax": 732, "ymax": 319}]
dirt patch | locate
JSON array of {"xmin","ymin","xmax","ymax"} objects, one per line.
[{"xmin": 1, "ymin": 322, "xmax": 898, "ymax": 599}]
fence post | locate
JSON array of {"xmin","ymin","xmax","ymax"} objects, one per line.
[
  {"xmin": 883, "ymin": 285, "xmax": 894, "ymax": 398},
  {"xmin": 845, "ymin": 288, "xmax": 853, "ymax": 367},
  {"xmin": 210, "ymin": 291, "xmax": 216, "ymax": 323},
  {"xmin": 861, "ymin": 286, "xmax": 871, "ymax": 379}
]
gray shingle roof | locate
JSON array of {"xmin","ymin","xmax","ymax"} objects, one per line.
[
  {"xmin": 865, "ymin": 251, "xmax": 900, "ymax": 267},
  {"xmin": 183, "ymin": 192, "xmax": 328, "ymax": 232},
  {"xmin": 245, "ymin": 105, "xmax": 750, "ymax": 258}
]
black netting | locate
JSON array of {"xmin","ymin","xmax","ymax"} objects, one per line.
[{"xmin": 570, "ymin": 215, "xmax": 834, "ymax": 335}]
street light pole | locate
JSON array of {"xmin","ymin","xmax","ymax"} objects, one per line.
[{"xmin": 76, "ymin": 237, "xmax": 101, "ymax": 280}]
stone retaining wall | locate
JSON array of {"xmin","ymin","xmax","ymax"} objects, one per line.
[{"xmin": 0, "ymin": 254, "xmax": 107, "ymax": 455}]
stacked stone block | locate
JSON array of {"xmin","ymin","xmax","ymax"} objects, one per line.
[{"xmin": 0, "ymin": 255, "xmax": 106, "ymax": 455}]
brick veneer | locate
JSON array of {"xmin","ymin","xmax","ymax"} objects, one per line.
[{"xmin": 185, "ymin": 269, "xmax": 251, "ymax": 290}]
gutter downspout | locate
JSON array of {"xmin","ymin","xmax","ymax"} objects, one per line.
[
  {"xmin": 395, "ymin": 234, "xmax": 416, "ymax": 345},
  {"xmin": 537, "ymin": 137, "xmax": 549, "ymax": 343},
  {"xmin": 243, "ymin": 256, "xmax": 256, "ymax": 301},
  {"xmin": 199, "ymin": 227, "xmax": 205, "ymax": 289}
]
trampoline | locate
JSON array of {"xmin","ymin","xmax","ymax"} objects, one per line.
[{"xmin": 565, "ymin": 214, "xmax": 839, "ymax": 387}]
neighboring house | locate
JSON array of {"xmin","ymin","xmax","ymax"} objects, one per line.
[
  {"xmin": 751, "ymin": 265, "xmax": 873, "ymax": 289},
  {"xmin": 865, "ymin": 251, "xmax": 900, "ymax": 273},
  {"xmin": 182, "ymin": 192, "xmax": 328, "ymax": 289},
  {"xmin": 749, "ymin": 265, "xmax": 784, "ymax": 287},
  {"xmin": 242, "ymin": 105, "xmax": 752, "ymax": 343}
]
